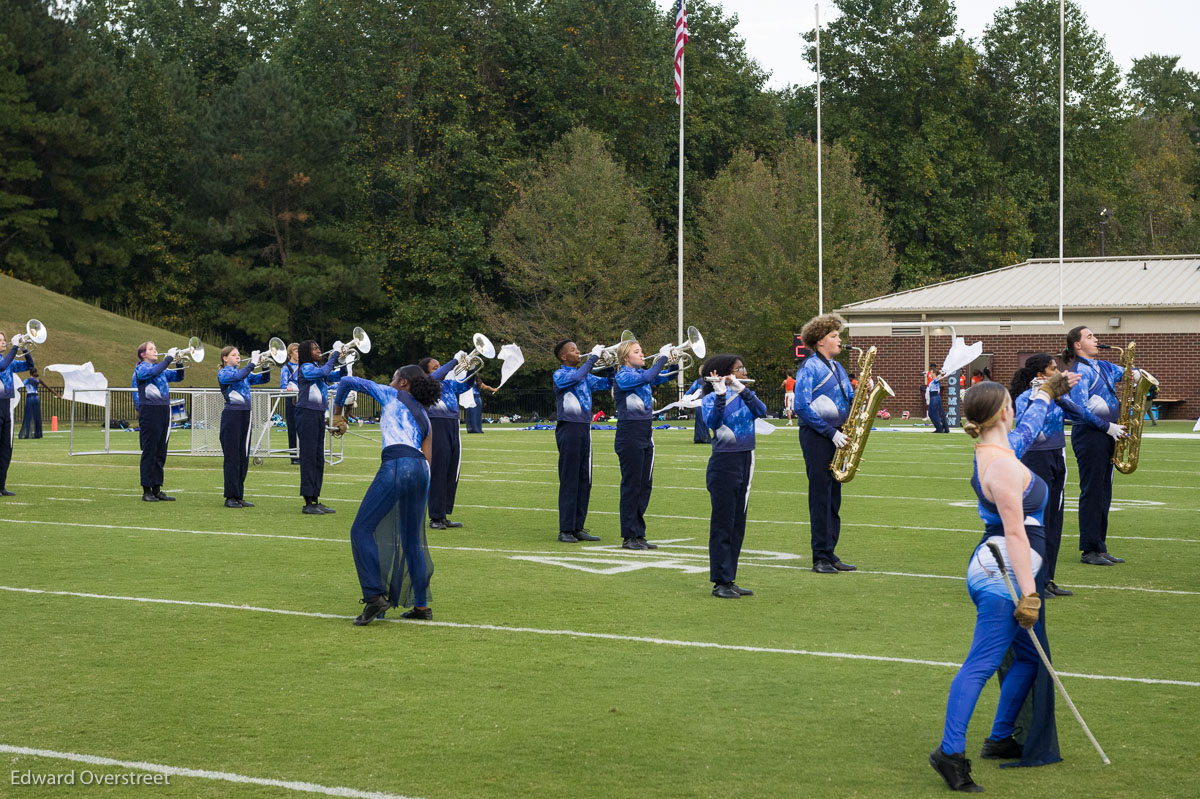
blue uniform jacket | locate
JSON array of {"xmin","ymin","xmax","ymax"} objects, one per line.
[
  {"xmin": 336, "ymin": 377, "xmax": 430, "ymax": 453},
  {"xmin": 554, "ymin": 355, "xmax": 612, "ymax": 423},
  {"xmin": 133, "ymin": 357, "xmax": 184, "ymax": 406},
  {"xmin": 427, "ymin": 360, "xmax": 474, "ymax": 419},
  {"xmin": 0, "ymin": 346, "xmax": 34, "ymax": 399},
  {"xmin": 280, "ymin": 361, "xmax": 299, "ymax": 391},
  {"xmin": 297, "ymin": 355, "xmax": 342, "ymax": 411},
  {"xmin": 219, "ymin": 363, "xmax": 271, "ymax": 410},
  {"xmin": 614, "ymin": 357, "xmax": 674, "ymax": 421},
  {"xmin": 1067, "ymin": 356, "xmax": 1125, "ymax": 425},
  {"xmin": 793, "ymin": 354, "xmax": 853, "ymax": 438},
  {"xmin": 702, "ymin": 388, "xmax": 768, "ymax": 453},
  {"xmin": 1014, "ymin": 388, "xmax": 1106, "ymax": 450}
]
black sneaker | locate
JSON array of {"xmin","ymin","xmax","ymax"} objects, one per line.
[
  {"xmin": 155, "ymin": 491, "xmax": 176, "ymax": 501},
  {"xmin": 558, "ymin": 531, "xmax": 579, "ymax": 543},
  {"xmin": 238, "ymin": 500, "xmax": 256, "ymax": 508},
  {"xmin": 0, "ymin": 489, "xmax": 15, "ymax": 496},
  {"xmin": 1080, "ymin": 551, "xmax": 1113, "ymax": 566},
  {"xmin": 712, "ymin": 583, "xmax": 740, "ymax": 599},
  {"xmin": 400, "ymin": 607, "xmax": 433, "ymax": 620},
  {"xmin": 573, "ymin": 529, "xmax": 601, "ymax": 542},
  {"xmin": 142, "ymin": 492, "xmax": 160, "ymax": 502},
  {"xmin": 302, "ymin": 504, "xmax": 324, "ymax": 515},
  {"xmin": 429, "ymin": 519, "xmax": 449, "ymax": 530},
  {"xmin": 929, "ymin": 748, "xmax": 983, "ymax": 792},
  {"xmin": 442, "ymin": 519, "xmax": 463, "ymax": 528},
  {"xmin": 981, "ymin": 735, "xmax": 1023, "ymax": 760},
  {"xmin": 1043, "ymin": 581, "xmax": 1073, "ymax": 597},
  {"xmin": 1100, "ymin": 552, "xmax": 1125, "ymax": 564},
  {"xmin": 353, "ymin": 595, "xmax": 390, "ymax": 626},
  {"xmin": 621, "ymin": 538, "xmax": 647, "ymax": 550},
  {"xmin": 730, "ymin": 583, "xmax": 754, "ymax": 596},
  {"xmin": 636, "ymin": 537, "xmax": 658, "ymax": 550},
  {"xmin": 224, "ymin": 499, "xmax": 242, "ymax": 508},
  {"xmin": 315, "ymin": 503, "xmax": 335, "ymax": 514}
]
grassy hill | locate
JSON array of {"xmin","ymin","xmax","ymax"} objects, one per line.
[{"xmin": 0, "ymin": 273, "xmax": 224, "ymax": 388}]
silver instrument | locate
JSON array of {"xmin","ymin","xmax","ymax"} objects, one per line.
[
  {"xmin": 452, "ymin": 333, "xmax": 496, "ymax": 382},
  {"xmin": 663, "ymin": 326, "xmax": 706, "ymax": 371},
  {"xmin": 251, "ymin": 337, "xmax": 288, "ymax": 374},
  {"xmin": 323, "ymin": 327, "xmax": 371, "ymax": 366},
  {"xmin": 705, "ymin": 375, "xmax": 755, "ymax": 387},
  {"xmin": 169, "ymin": 337, "xmax": 205, "ymax": 369},
  {"xmin": 12, "ymin": 319, "xmax": 46, "ymax": 356},
  {"xmin": 593, "ymin": 330, "xmax": 636, "ymax": 370}
]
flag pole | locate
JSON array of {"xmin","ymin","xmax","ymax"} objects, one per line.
[
  {"xmin": 677, "ymin": 49, "xmax": 685, "ymax": 391},
  {"xmin": 815, "ymin": 3, "xmax": 823, "ymax": 316}
]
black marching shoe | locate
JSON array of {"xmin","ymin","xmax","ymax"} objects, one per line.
[
  {"xmin": 302, "ymin": 504, "xmax": 324, "ymax": 515},
  {"xmin": 558, "ymin": 531, "xmax": 579, "ymax": 543},
  {"xmin": 142, "ymin": 490, "xmax": 160, "ymax": 502},
  {"xmin": 353, "ymin": 594, "xmax": 390, "ymax": 626},
  {"xmin": 712, "ymin": 583, "xmax": 740, "ymax": 599},
  {"xmin": 429, "ymin": 519, "xmax": 449, "ymax": 530},
  {"xmin": 574, "ymin": 529, "xmax": 601, "ymax": 542},
  {"xmin": 1080, "ymin": 551, "xmax": 1113, "ymax": 566},
  {"xmin": 442, "ymin": 519, "xmax": 463, "ymax": 528},
  {"xmin": 812, "ymin": 560, "xmax": 839, "ymax": 574},
  {"xmin": 980, "ymin": 735, "xmax": 1023, "ymax": 760},
  {"xmin": 730, "ymin": 583, "xmax": 754, "ymax": 596},
  {"xmin": 238, "ymin": 499, "xmax": 255, "ymax": 508},
  {"xmin": 401, "ymin": 606, "xmax": 433, "ymax": 620},
  {"xmin": 224, "ymin": 498, "xmax": 243, "ymax": 509},
  {"xmin": 1043, "ymin": 581, "xmax": 1073, "ymax": 597},
  {"xmin": 621, "ymin": 538, "xmax": 648, "ymax": 550},
  {"xmin": 153, "ymin": 487, "xmax": 175, "ymax": 501},
  {"xmin": 929, "ymin": 748, "xmax": 984, "ymax": 793},
  {"xmin": 314, "ymin": 503, "xmax": 335, "ymax": 514},
  {"xmin": 636, "ymin": 537, "xmax": 657, "ymax": 549},
  {"xmin": 1100, "ymin": 552, "xmax": 1125, "ymax": 564},
  {"xmin": 0, "ymin": 489, "xmax": 15, "ymax": 497},
  {"xmin": 832, "ymin": 561, "xmax": 857, "ymax": 571}
]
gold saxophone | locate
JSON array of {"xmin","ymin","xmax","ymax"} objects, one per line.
[
  {"xmin": 1108, "ymin": 342, "xmax": 1158, "ymax": 475},
  {"xmin": 831, "ymin": 346, "xmax": 895, "ymax": 483}
]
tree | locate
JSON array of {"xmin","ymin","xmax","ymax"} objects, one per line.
[
  {"xmin": 1124, "ymin": 114, "xmax": 1200, "ymax": 254},
  {"xmin": 479, "ymin": 127, "xmax": 670, "ymax": 371},
  {"xmin": 1127, "ymin": 55, "xmax": 1200, "ymax": 120},
  {"xmin": 689, "ymin": 137, "xmax": 896, "ymax": 377}
]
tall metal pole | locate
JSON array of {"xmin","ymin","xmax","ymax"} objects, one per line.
[
  {"xmin": 677, "ymin": 50, "xmax": 686, "ymax": 390},
  {"xmin": 815, "ymin": 3, "xmax": 823, "ymax": 316},
  {"xmin": 1058, "ymin": 0, "xmax": 1064, "ymax": 322}
]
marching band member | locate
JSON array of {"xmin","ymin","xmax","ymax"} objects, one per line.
[
  {"xmin": 332, "ymin": 365, "xmax": 442, "ymax": 625},
  {"xmin": 296, "ymin": 340, "xmax": 342, "ymax": 514},
  {"xmin": 420, "ymin": 355, "xmax": 477, "ymax": 529},
  {"xmin": 1062, "ymin": 327, "xmax": 1129, "ymax": 566},
  {"xmin": 218, "ymin": 346, "xmax": 271, "ymax": 508},
  {"xmin": 133, "ymin": 341, "xmax": 184, "ymax": 502},
  {"xmin": 552, "ymin": 340, "xmax": 611, "ymax": 543},
  {"xmin": 280, "ymin": 343, "xmax": 300, "ymax": 464},
  {"xmin": 930, "ymin": 377, "xmax": 1068, "ymax": 792},
  {"xmin": 701, "ymin": 354, "xmax": 767, "ymax": 599},
  {"xmin": 685, "ymin": 376, "xmax": 710, "ymax": 444},
  {"xmin": 613, "ymin": 339, "xmax": 677, "ymax": 550},
  {"xmin": 793, "ymin": 314, "xmax": 856, "ymax": 573},
  {"xmin": 19, "ymin": 368, "xmax": 59, "ymax": 439},
  {"xmin": 1009, "ymin": 355, "xmax": 1097, "ymax": 597},
  {"xmin": 926, "ymin": 365, "xmax": 950, "ymax": 433},
  {"xmin": 0, "ymin": 332, "xmax": 35, "ymax": 496}
]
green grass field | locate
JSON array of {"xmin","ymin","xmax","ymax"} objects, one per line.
[{"xmin": 2, "ymin": 420, "xmax": 1198, "ymax": 798}]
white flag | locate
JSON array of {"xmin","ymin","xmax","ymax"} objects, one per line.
[
  {"xmin": 754, "ymin": 418, "xmax": 777, "ymax": 435},
  {"xmin": 459, "ymin": 390, "xmax": 477, "ymax": 409},
  {"xmin": 46, "ymin": 362, "xmax": 109, "ymax": 407},
  {"xmin": 941, "ymin": 337, "xmax": 982, "ymax": 376},
  {"xmin": 497, "ymin": 344, "xmax": 524, "ymax": 388}
]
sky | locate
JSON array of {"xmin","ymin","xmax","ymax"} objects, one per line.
[{"xmin": 658, "ymin": 1, "xmax": 1199, "ymax": 90}]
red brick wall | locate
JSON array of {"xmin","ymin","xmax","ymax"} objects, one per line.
[{"xmin": 851, "ymin": 333, "xmax": 1200, "ymax": 421}]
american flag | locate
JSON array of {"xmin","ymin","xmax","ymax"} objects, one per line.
[{"xmin": 673, "ymin": 0, "xmax": 689, "ymax": 104}]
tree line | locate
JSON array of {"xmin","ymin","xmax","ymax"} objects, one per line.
[{"xmin": 2, "ymin": 0, "xmax": 1197, "ymax": 381}]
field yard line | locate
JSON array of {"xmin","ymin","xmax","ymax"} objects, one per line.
[
  {"xmin": 0, "ymin": 744, "xmax": 420, "ymax": 799},
  {"xmin": 0, "ymin": 518, "xmax": 346, "ymax": 544},
  {"xmin": 2, "ymin": 585, "xmax": 1197, "ymax": 687}
]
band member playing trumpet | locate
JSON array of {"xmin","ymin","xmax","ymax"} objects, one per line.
[
  {"xmin": 613, "ymin": 338, "xmax": 677, "ymax": 550},
  {"xmin": 793, "ymin": 314, "xmax": 856, "ymax": 573},
  {"xmin": 331, "ymin": 366, "xmax": 441, "ymax": 625},
  {"xmin": 1062, "ymin": 327, "xmax": 1129, "ymax": 566},
  {"xmin": 218, "ymin": 346, "xmax": 272, "ymax": 508},
  {"xmin": 700, "ymin": 355, "xmax": 767, "ymax": 599},
  {"xmin": 0, "ymin": 332, "xmax": 35, "ymax": 496},
  {"xmin": 280, "ymin": 342, "xmax": 301, "ymax": 464},
  {"xmin": 133, "ymin": 341, "xmax": 184, "ymax": 502},
  {"xmin": 296, "ymin": 340, "xmax": 342, "ymax": 514},
  {"xmin": 552, "ymin": 340, "xmax": 611, "ymax": 543},
  {"xmin": 420, "ymin": 354, "xmax": 478, "ymax": 529}
]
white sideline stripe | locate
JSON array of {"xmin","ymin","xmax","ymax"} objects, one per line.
[
  {"xmin": 0, "ymin": 744, "xmax": 420, "ymax": 799},
  {"xmin": 46, "ymin": 497, "xmax": 94, "ymax": 502},
  {"xmin": 2, "ymin": 586, "xmax": 1196, "ymax": 687}
]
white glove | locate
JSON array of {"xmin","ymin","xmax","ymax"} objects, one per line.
[
  {"xmin": 728, "ymin": 375, "xmax": 746, "ymax": 394},
  {"xmin": 657, "ymin": 344, "xmax": 673, "ymax": 359},
  {"xmin": 453, "ymin": 350, "xmax": 467, "ymax": 363},
  {"xmin": 166, "ymin": 347, "xmax": 178, "ymax": 359},
  {"xmin": 1131, "ymin": 369, "xmax": 1141, "ymax": 383},
  {"xmin": 831, "ymin": 431, "xmax": 849, "ymax": 448},
  {"xmin": 250, "ymin": 350, "xmax": 261, "ymax": 366},
  {"xmin": 590, "ymin": 344, "xmax": 605, "ymax": 358},
  {"xmin": 1106, "ymin": 423, "xmax": 1127, "ymax": 440}
]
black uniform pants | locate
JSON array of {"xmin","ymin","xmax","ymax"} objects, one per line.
[
  {"xmin": 295, "ymin": 406, "xmax": 326, "ymax": 497},
  {"xmin": 466, "ymin": 403, "xmax": 483, "ymax": 433},
  {"xmin": 0, "ymin": 400, "xmax": 12, "ymax": 491},
  {"xmin": 221, "ymin": 409, "xmax": 252, "ymax": 499},
  {"xmin": 614, "ymin": 419, "xmax": 654, "ymax": 540},
  {"xmin": 1071, "ymin": 425, "xmax": 1115, "ymax": 554},
  {"xmin": 428, "ymin": 416, "xmax": 461, "ymax": 521},
  {"xmin": 799, "ymin": 424, "xmax": 843, "ymax": 564},
  {"xmin": 1022, "ymin": 448, "xmax": 1066, "ymax": 580},
  {"xmin": 20, "ymin": 397, "xmax": 42, "ymax": 438},
  {"xmin": 693, "ymin": 411, "xmax": 711, "ymax": 443},
  {"xmin": 285, "ymin": 397, "xmax": 297, "ymax": 452},
  {"xmin": 708, "ymin": 450, "xmax": 753, "ymax": 585},
  {"xmin": 138, "ymin": 404, "xmax": 170, "ymax": 488},
  {"xmin": 556, "ymin": 422, "xmax": 593, "ymax": 532}
]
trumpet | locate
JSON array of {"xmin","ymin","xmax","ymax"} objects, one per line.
[
  {"xmin": 593, "ymin": 330, "xmax": 636, "ymax": 370},
  {"xmin": 12, "ymin": 319, "xmax": 47, "ymax": 356},
  {"xmin": 452, "ymin": 333, "xmax": 496, "ymax": 382},
  {"xmin": 250, "ymin": 337, "xmax": 287, "ymax": 374},
  {"xmin": 322, "ymin": 327, "xmax": 371, "ymax": 366},
  {"xmin": 168, "ymin": 337, "xmax": 205, "ymax": 369},
  {"xmin": 661, "ymin": 326, "xmax": 706, "ymax": 371}
]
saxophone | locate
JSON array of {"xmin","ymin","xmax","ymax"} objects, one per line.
[
  {"xmin": 830, "ymin": 346, "xmax": 895, "ymax": 483},
  {"xmin": 1109, "ymin": 342, "xmax": 1158, "ymax": 475}
]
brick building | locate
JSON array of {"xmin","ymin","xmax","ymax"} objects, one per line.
[{"xmin": 836, "ymin": 255, "xmax": 1200, "ymax": 421}]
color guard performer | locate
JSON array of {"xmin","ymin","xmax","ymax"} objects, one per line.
[
  {"xmin": 133, "ymin": 341, "xmax": 184, "ymax": 502},
  {"xmin": 280, "ymin": 343, "xmax": 301, "ymax": 464},
  {"xmin": 700, "ymin": 354, "xmax": 767, "ymax": 598},
  {"xmin": 217, "ymin": 346, "xmax": 271, "ymax": 508},
  {"xmin": 421, "ymin": 355, "xmax": 477, "ymax": 529},
  {"xmin": 18, "ymin": 368, "xmax": 59, "ymax": 439},
  {"xmin": 613, "ymin": 338, "xmax": 677, "ymax": 550},
  {"xmin": 296, "ymin": 340, "xmax": 342, "ymax": 514},
  {"xmin": 333, "ymin": 366, "xmax": 442, "ymax": 625},
  {"xmin": 552, "ymin": 340, "xmax": 610, "ymax": 543},
  {"xmin": 0, "ymin": 332, "xmax": 34, "ymax": 496},
  {"xmin": 793, "ymin": 314, "xmax": 856, "ymax": 573},
  {"xmin": 926, "ymin": 366, "xmax": 950, "ymax": 433},
  {"xmin": 1061, "ymin": 327, "xmax": 1129, "ymax": 565}
]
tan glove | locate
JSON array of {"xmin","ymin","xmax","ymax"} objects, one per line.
[
  {"xmin": 331, "ymin": 414, "xmax": 348, "ymax": 437},
  {"xmin": 1039, "ymin": 372, "xmax": 1071, "ymax": 401},
  {"xmin": 1013, "ymin": 594, "xmax": 1041, "ymax": 629}
]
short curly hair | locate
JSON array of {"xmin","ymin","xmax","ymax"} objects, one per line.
[{"xmin": 800, "ymin": 313, "xmax": 846, "ymax": 349}]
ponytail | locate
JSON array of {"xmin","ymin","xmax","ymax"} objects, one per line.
[
  {"xmin": 399, "ymin": 364, "xmax": 442, "ymax": 407},
  {"xmin": 1062, "ymin": 326, "xmax": 1086, "ymax": 366},
  {"xmin": 1009, "ymin": 353, "xmax": 1055, "ymax": 400}
]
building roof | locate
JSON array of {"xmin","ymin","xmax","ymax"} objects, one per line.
[{"xmin": 838, "ymin": 255, "xmax": 1200, "ymax": 315}]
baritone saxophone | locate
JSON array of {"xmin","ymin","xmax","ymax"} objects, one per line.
[
  {"xmin": 1108, "ymin": 342, "xmax": 1158, "ymax": 475},
  {"xmin": 830, "ymin": 346, "xmax": 895, "ymax": 483}
]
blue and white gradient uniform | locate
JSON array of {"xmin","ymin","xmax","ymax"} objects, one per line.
[
  {"xmin": 1066, "ymin": 356, "xmax": 1124, "ymax": 557},
  {"xmin": 279, "ymin": 361, "xmax": 299, "ymax": 392},
  {"xmin": 428, "ymin": 361, "xmax": 474, "ymax": 419},
  {"xmin": 130, "ymin": 372, "xmax": 140, "ymax": 412},
  {"xmin": 793, "ymin": 354, "xmax": 853, "ymax": 438},
  {"xmin": 218, "ymin": 363, "xmax": 270, "ymax": 410},
  {"xmin": 702, "ymin": 387, "xmax": 767, "ymax": 454},
  {"xmin": 337, "ymin": 377, "xmax": 428, "ymax": 455},
  {"xmin": 0, "ymin": 346, "xmax": 34, "ymax": 491},
  {"xmin": 133, "ymin": 357, "xmax": 183, "ymax": 406},
  {"xmin": 1067, "ymin": 356, "xmax": 1125, "ymax": 425},
  {"xmin": 703, "ymin": 384, "xmax": 767, "ymax": 587},
  {"xmin": 1014, "ymin": 389, "xmax": 1104, "ymax": 450},
  {"xmin": 554, "ymin": 355, "xmax": 611, "ymax": 423},
  {"xmin": 0, "ymin": 346, "xmax": 33, "ymax": 400},
  {"xmin": 612, "ymin": 355, "xmax": 674, "ymax": 541},
  {"xmin": 297, "ymin": 354, "xmax": 342, "ymax": 412},
  {"xmin": 613, "ymin": 357, "xmax": 673, "ymax": 420}
]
